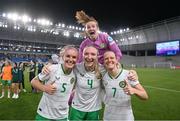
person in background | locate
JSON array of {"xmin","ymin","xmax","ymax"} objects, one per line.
[
  {"xmin": 0, "ymin": 60, "xmax": 13, "ymax": 98},
  {"xmin": 75, "ymin": 10, "xmax": 122, "ymax": 65},
  {"xmin": 19, "ymin": 62, "xmax": 26, "ymax": 92},
  {"xmin": 28, "ymin": 60, "xmax": 36, "ymax": 93},
  {"xmin": 12, "ymin": 62, "xmax": 20, "ymax": 99},
  {"xmin": 102, "ymin": 51, "xmax": 148, "ymax": 121},
  {"xmin": 37, "ymin": 61, "xmax": 44, "ymax": 74}
]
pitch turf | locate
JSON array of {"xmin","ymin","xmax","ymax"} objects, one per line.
[{"xmin": 0, "ymin": 68, "xmax": 180, "ymax": 120}]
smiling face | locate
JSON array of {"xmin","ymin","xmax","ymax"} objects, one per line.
[
  {"xmin": 63, "ymin": 48, "xmax": 78, "ymax": 70},
  {"xmin": 83, "ymin": 46, "xmax": 98, "ymax": 70},
  {"xmin": 103, "ymin": 51, "xmax": 118, "ymax": 71},
  {"xmin": 85, "ymin": 21, "xmax": 99, "ymax": 40}
]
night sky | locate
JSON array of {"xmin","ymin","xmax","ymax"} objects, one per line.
[{"xmin": 0, "ymin": 0, "xmax": 179, "ymax": 31}]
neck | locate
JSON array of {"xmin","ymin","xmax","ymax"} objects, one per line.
[
  {"xmin": 108, "ymin": 66, "xmax": 122, "ymax": 78},
  {"xmin": 62, "ymin": 64, "xmax": 72, "ymax": 75},
  {"xmin": 89, "ymin": 34, "xmax": 98, "ymax": 41},
  {"xmin": 85, "ymin": 65, "xmax": 95, "ymax": 72}
]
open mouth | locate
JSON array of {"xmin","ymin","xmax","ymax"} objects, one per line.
[{"xmin": 89, "ymin": 31, "xmax": 95, "ymax": 35}]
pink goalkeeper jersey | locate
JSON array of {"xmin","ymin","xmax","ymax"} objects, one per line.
[{"xmin": 78, "ymin": 33, "xmax": 122, "ymax": 64}]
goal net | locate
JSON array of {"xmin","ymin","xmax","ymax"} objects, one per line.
[{"xmin": 154, "ymin": 62, "xmax": 172, "ymax": 68}]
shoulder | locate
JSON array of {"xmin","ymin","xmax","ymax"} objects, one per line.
[
  {"xmin": 48, "ymin": 64, "xmax": 59, "ymax": 72},
  {"xmin": 122, "ymin": 69, "xmax": 129, "ymax": 75},
  {"xmin": 100, "ymin": 33, "xmax": 114, "ymax": 42},
  {"xmin": 80, "ymin": 38, "xmax": 89, "ymax": 47},
  {"xmin": 75, "ymin": 63, "xmax": 83, "ymax": 70}
]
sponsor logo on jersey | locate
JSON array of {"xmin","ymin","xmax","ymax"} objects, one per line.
[
  {"xmin": 119, "ymin": 81, "xmax": 126, "ymax": 88},
  {"xmin": 108, "ymin": 36, "xmax": 113, "ymax": 42},
  {"xmin": 70, "ymin": 78, "xmax": 75, "ymax": 84},
  {"xmin": 55, "ymin": 76, "xmax": 60, "ymax": 80},
  {"xmin": 80, "ymin": 73, "xmax": 84, "ymax": 77}
]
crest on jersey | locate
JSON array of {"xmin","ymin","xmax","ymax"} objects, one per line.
[
  {"xmin": 70, "ymin": 78, "xmax": 75, "ymax": 84},
  {"xmin": 100, "ymin": 43, "xmax": 105, "ymax": 48},
  {"xmin": 119, "ymin": 81, "xmax": 126, "ymax": 88}
]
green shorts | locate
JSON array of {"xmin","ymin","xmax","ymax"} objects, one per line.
[
  {"xmin": 1, "ymin": 80, "xmax": 12, "ymax": 86},
  {"xmin": 35, "ymin": 113, "xmax": 67, "ymax": 121},
  {"xmin": 69, "ymin": 107, "xmax": 100, "ymax": 120}
]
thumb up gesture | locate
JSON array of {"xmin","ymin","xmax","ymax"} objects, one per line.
[{"xmin": 123, "ymin": 79, "xmax": 135, "ymax": 95}]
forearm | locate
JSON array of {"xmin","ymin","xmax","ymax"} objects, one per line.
[
  {"xmin": 134, "ymin": 88, "xmax": 148, "ymax": 100},
  {"xmin": 31, "ymin": 76, "xmax": 46, "ymax": 92},
  {"xmin": 109, "ymin": 43, "xmax": 122, "ymax": 60}
]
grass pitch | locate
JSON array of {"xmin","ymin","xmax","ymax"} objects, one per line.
[{"xmin": 0, "ymin": 68, "xmax": 180, "ymax": 120}]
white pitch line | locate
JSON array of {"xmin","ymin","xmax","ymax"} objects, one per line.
[{"xmin": 143, "ymin": 85, "xmax": 180, "ymax": 93}]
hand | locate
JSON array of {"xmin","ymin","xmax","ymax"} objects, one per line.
[
  {"xmin": 123, "ymin": 79, "xmax": 135, "ymax": 95},
  {"xmin": 42, "ymin": 63, "xmax": 51, "ymax": 74},
  {"xmin": 44, "ymin": 81, "xmax": 57, "ymax": 95},
  {"xmin": 127, "ymin": 70, "xmax": 138, "ymax": 81}
]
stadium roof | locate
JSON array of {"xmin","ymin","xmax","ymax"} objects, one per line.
[{"xmin": 0, "ymin": 0, "xmax": 179, "ymax": 31}]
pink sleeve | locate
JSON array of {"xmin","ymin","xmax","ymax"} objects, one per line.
[
  {"xmin": 106, "ymin": 34, "xmax": 122, "ymax": 61},
  {"xmin": 77, "ymin": 41, "xmax": 85, "ymax": 63}
]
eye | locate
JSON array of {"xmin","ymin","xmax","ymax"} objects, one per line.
[
  {"xmin": 72, "ymin": 56, "xmax": 77, "ymax": 59},
  {"xmin": 66, "ymin": 55, "xmax": 70, "ymax": 58},
  {"xmin": 91, "ymin": 53, "xmax": 96, "ymax": 56}
]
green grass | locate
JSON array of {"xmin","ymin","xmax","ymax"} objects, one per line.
[{"xmin": 0, "ymin": 68, "xmax": 180, "ymax": 120}]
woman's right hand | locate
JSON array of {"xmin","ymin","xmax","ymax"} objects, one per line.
[
  {"xmin": 43, "ymin": 81, "xmax": 57, "ymax": 95},
  {"xmin": 42, "ymin": 63, "xmax": 52, "ymax": 74}
]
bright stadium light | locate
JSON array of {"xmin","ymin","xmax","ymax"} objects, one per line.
[
  {"xmin": 11, "ymin": 13, "xmax": 19, "ymax": 21},
  {"xmin": 74, "ymin": 32, "xmax": 80, "ymax": 38},
  {"xmin": 2, "ymin": 13, "xmax": 6, "ymax": 17},
  {"xmin": 63, "ymin": 31, "xmax": 70, "ymax": 37},
  {"xmin": 22, "ymin": 15, "xmax": 31, "ymax": 23},
  {"xmin": 120, "ymin": 29, "xmax": 123, "ymax": 33},
  {"xmin": 7, "ymin": 13, "xmax": 12, "ymax": 19},
  {"xmin": 37, "ymin": 18, "xmax": 52, "ymax": 26},
  {"xmin": 61, "ymin": 23, "xmax": 65, "ymax": 28}
]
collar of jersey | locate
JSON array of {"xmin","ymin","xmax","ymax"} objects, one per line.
[
  {"xmin": 61, "ymin": 64, "xmax": 72, "ymax": 75},
  {"xmin": 108, "ymin": 68, "xmax": 123, "ymax": 79}
]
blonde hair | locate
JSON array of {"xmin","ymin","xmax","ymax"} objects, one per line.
[
  {"xmin": 60, "ymin": 45, "xmax": 78, "ymax": 57},
  {"xmin": 62, "ymin": 45, "xmax": 79, "ymax": 59},
  {"xmin": 75, "ymin": 10, "xmax": 98, "ymax": 26}
]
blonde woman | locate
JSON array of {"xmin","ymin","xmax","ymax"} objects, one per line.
[{"xmin": 31, "ymin": 46, "xmax": 79, "ymax": 121}]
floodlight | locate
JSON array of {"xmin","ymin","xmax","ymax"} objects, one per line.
[
  {"xmin": 63, "ymin": 31, "xmax": 70, "ymax": 37},
  {"xmin": 22, "ymin": 15, "xmax": 31, "ymax": 23},
  {"xmin": 61, "ymin": 24, "xmax": 65, "ymax": 27},
  {"xmin": 2, "ymin": 13, "xmax": 6, "ymax": 17},
  {"xmin": 74, "ymin": 32, "xmax": 80, "ymax": 38}
]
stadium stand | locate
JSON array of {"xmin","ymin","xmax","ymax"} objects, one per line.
[{"xmin": 0, "ymin": 12, "xmax": 180, "ymax": 67}]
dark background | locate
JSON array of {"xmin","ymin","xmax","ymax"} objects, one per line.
[{"xmin": 0, "ymin": 0, "xmax": 179, "ymax": 31}]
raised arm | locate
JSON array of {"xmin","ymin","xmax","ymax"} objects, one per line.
[{"xmin": 106, "ymin": 35, "xmax": 122, "ymax": 61}]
